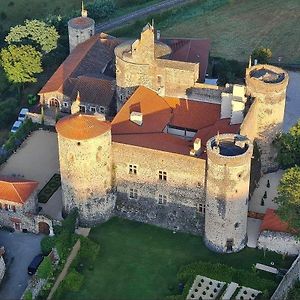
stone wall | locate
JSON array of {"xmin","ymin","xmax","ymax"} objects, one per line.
[
  {"xmin": 271, "ymin": 254, "xmax": 300, "ymax": 300},
  {"xmin": 258, "ymin": 231, "xmax": 300, "ymax": 256},
  {"xmin": 27, "ymin": 112, "xmax": 56, "ymax": 126},
  {"xmin": 205, "ymin": 134, "xmax": 253, "ymax": 252},
  {"xmin": 0, "ymin": 256, "xmax": 5, "ymax": 284},
  {"xmin": 57, "ymin": 130, "xmax": 115, "ymax": 225},
  {"xmin": 112, "ymin": 142, "xmax": 206, "ymax": 234}
]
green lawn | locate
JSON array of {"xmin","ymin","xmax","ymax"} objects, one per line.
[
  {"xmin": 59, "ymin": 217, "xmax": 293, "ymax": 300},
  {"xmin": 110, "ymin": 0, "xmax": 300, "ymax": 64}
]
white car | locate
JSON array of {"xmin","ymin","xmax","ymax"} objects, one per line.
[
  {"xmin": 18, "ymin": 108, "xmax": 29, "ymax": 122},
  {"xmin": 11, "ymin": 121, "xmax": 22, "ymax": 133}
]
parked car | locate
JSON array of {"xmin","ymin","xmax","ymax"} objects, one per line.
[
  {"xmin": 10, "ymin": 121, "xmax": 22, "ymax": 133},
  {"xmin": 28, "ymin": 254, "xmax": 44, "ymax": 275},
  {"xmin": 18, "ymin": 108, "xmax": 29, "ymax": 122}
]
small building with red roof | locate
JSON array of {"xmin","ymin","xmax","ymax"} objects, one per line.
[{"xmin": 0, "ymin": 177, "xmax": 39, "ymax": 231}]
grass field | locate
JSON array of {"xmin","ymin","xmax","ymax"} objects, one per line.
[
  {"xmin": 111, "ymin": 0, "xmax": 300, "ymax": 64},
  {"xmin": 59, "ymin": 217, "xmax": 293, "ymax": 300},
  {"xmin": 0, "ymin": 0, "xmax": 161, "ymax": 32}
]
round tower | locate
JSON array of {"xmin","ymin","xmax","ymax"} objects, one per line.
[
  {"xmin": 68, "ymin": 4, "xmax": 95, "ymax": 53},
  {"xmin": 204, "ymin": 134, "xmax": 253, "ymax": 253},
  {"xmin": 245, "ymin": 64, "xmax": 289, "ymax": 172},
  {"xmin": 56, "ymin": 114, "xmax": 115, "ymax": 225}
]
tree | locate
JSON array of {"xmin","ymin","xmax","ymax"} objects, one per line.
[
  {"xmin": 251, "ymin": 47, "xmax": 272, "ymax": 64},
  {"xmin": 0, "ymin": 45, "xmax": 43, "ymax": 86},
  {"xmin": 86, "ymin": 0, "xmax": 116, "ymax": 20},
  {"xmin": 275, "ymin": 120, "xmax": 300, "ymax": 169},
  {"xmin": 275, "ymin": 167, "xmax": 300, "ymax": 233},
  {"xmin": 5, "ymin": 19, "xmax": 59, "ymax": 53}
]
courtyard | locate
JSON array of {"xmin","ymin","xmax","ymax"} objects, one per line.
[
  {"xmin": 57, "ymin": 217, "xmax": 293, "ymax": 300},
  {"xmin": 0, "ymin": 130, "xmax": 62, "ymax": 220}
]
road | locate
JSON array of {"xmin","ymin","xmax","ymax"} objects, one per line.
[
  {"xmin": 95, "ymin": 0, "xmax": 195, "ymax": 33},
  {"xmin": 0, "ymin": 231, "xmax": 43, "ymax": 300}
]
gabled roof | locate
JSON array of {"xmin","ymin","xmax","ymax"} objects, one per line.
[
  {"xmin": 112, "ymin": 86, "xmax": 239, "ymax": 156},
  {"xmin": 39, "ymin": 33, "xmax": 120, "ymax": 95},
  {"xmin": 0, "ymin": 177, "xmax": 38, "ymax": 204}
]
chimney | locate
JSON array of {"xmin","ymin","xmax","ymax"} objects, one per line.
[
  {"xmin": 190, "ymin": 138, "xmax": 202, "ymax": 156},
  {"xmin": 130, "ymin": 111, "xmax": 143, "ymax": 126}
]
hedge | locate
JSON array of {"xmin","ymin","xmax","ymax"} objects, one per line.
[
  {"xmin": 37, "ymin": 256, "xmax": 53, "ymax": 280},
  {"xmin": 38, "ymin": 174, "xmax": 61, "ymax": 203}
]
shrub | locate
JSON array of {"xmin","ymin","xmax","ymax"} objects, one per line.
[
  {"xmin": 23, "ymin": 290, "xmax": 32, "ymax": 300},
  {"xmin": 252, "ymin": 47, "xmax": 272, "ymax": 64},
  {"xmin": 0, "ymin": 98, "xmax": 18, "ymax": 129},
  {"xmin": 41, "ymin": 236, "xmax": 56, "ymax": 256},
  {"xmin": 37, "ymin": 256, "xmax": 53, "ymax": 280},
  {"xmin": 63, "ymin": 270, "xmax": 84, "ymax": 292},
  {"xmin": 76, "ymin": 236, "xmax": 100, "ymax": 270},
  {"xmin": 62, "ymin": 208, "xmax": 78, "ymax": 234}
]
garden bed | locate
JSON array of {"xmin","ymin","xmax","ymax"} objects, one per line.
[{"xmin": 38, "ymin": 174, "xmax": 61, "ymax": 203}]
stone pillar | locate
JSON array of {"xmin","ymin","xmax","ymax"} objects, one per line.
[{"xmin": 204, "ymin": 134, "xmax": 253, "ymax": 253}]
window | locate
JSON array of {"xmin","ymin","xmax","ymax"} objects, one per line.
[
  {"xmin": 90, "ymin": 106, "xmax": 96, "ymax": 113},
  {"xmin": 158, "ymin": 194, "xmax": 167, "ymax": 205},
  {"xmin": 12, "ymin": 205, "xmax": 16, "ymax": 212},
  {"xmin": 197, "ymin": 203, "xmax": 206, "ymax": 214},
  {"xmin": 158, "ymin": 171, "xmax": 167, "ymax": 181},
  {"xmin": 129, "ymin": 164, "xmax": 138, "ymax": 175},
  {"xmin": 157, "ymin": 75, "xmax": 162, "ymax": 84},
  {"xmin": 99, "ymin": 106, "xmax": 105, "ymax": 114},
  {"xmin": 0, "ymin": 203, "xmax": 2, "ymax": 210},
  {"xmin": 79, "ymin": 105, "xmax": 86, "ymax": 113},
  {"xmin": 129, "ymin": 188, "xmax": 138, "ymax": 199},
  {"xmin": 63, "ymin": 102, "xmax": 68, "ymax": 108},
  {"xmin": 4, "ymin": 204, "xmax": 8, "ymax": 211}
]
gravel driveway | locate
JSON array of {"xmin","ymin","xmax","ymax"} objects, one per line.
[{"xmin": 0, "ymin": 231, "xmax": 43, "ymax": 300}]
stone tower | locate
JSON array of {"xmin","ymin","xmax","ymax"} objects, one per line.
[
  {"xmin": 68, "ymin": 3, "xmax": 95, "ymax": 53},
  {"xmin": 204, "ymin": 134, "xmax": 253, "ymax": 253},
  {"xmin": 114, "ymin": 23, "xmax": 172, "ymax": 110},
  {"xmin": 245, "ymin": 64, "xmax": 289, "ymax": 172},
  {"xmin": 56, "ymin": 114, "xmax": 115, "ymax": 225}
]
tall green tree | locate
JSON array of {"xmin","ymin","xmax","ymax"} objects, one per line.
[
  {"xmin": 275, "ymin": 167, "xmax": 300, "ymax": 233},
  {"xmin": 0, "ymin": 45, "xmax": 43, "ymax": 86},
  {"xmin": 5, "ymin": 19, "xmax": 59, "ymax": 53},
  {"xmin": 275, "ymin": 120, "xmax": 300, "ymax": 169}
]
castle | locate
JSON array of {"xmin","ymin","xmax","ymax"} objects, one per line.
[{"xmin": 42, "ymin": 11, "xmax": 289, "ymax": 253}]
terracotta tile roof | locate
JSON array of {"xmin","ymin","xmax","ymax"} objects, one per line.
[
  {"xmin": 163, "ymin": 38, "xmax": 210, "ymax": 82},
  {"xmin": 112, "ymin": 86, "xmax": 239, "ymax": 156},
  {"xmin": 39, "ymin": 33, "xmax": 120, "ymax": 95},
  {"xmin": 56, "ymin": 114, "xmax": 111, "ymax": 140},
  {"xmin": 68, "ymin": 17, "xmax": 94, "ymax": 29},
  {"xmin": 64, "ymin": 76, "xmax": 115, "ymax": 106},
  {"xmin": 260, "ymin": 208, "xmax": 291, "ymax": 233},
  {"xmin": 0, "ymin": 177, "xmax": 38, "ymax": 204}
]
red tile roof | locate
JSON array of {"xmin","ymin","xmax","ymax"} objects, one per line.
[
  {"xmin": 163, "ymin": 38, "xmax": 210, "ymax": 82},
  {"xmin": 0, "ymin": 178, "xmax": 38, "ymax": 204},
  {"xmin": 260, "ymin": 208, "xmax": 291, "ymax": 233},
  {"xmin": 56, "ymin": 114, "xmax": 111, "ymax": 140},
  {"xmin": 39, "ymin": 33, "xmax": 120, "ymax": 95},
  {"xmin": 112, "ymin": 86, "xmax": 239, "ymax": 156}
]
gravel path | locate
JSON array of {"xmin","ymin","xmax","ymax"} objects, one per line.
[{"xmin": 95, "ymin": 0, "xmax": 194, "ymax": 33}]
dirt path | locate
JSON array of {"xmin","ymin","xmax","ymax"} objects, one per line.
[{"xmin": 95, "ymin": 0, "xmax": 195, "ymax": 33}]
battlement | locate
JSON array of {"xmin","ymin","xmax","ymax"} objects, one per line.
[
  {"xmin": 246, "ymin": 64, "xmax": 289, "ymax": 96},
  {"xmin": 206, "ymin": 134, "xmax": 253, "ymax": 167}
]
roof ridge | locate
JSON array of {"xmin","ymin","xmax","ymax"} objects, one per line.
[{"xmin": 11, "ymin": 182, "xmax": 24, "ymax": 203}]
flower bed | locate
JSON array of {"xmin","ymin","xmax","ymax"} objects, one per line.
[{"xmin": 38, "ymin": 174, "xmax": 61, "ymax": 203}]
